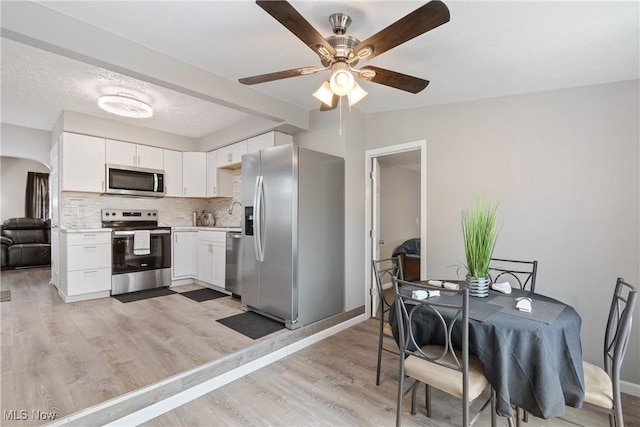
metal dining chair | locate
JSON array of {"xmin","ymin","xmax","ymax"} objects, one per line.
[
  {"xmin": 372, "ymin": 257, "xmax": 403, "ymax": 385},
  {"xmin": 392, "ymin": 278, "xmax": 496, "ymax": 427},
  {"xmin": 581, "ymin": 277, "xmax": 637, "ymax": 427},
  {"xmin": 488, "ymin": 257, "xmax": 538, "ymax": 425},
  {"xmin": 489, "ymin": 258, "xmax": 538, "ymax": 292}
]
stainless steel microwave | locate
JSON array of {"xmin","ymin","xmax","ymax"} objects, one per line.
[{"xmin": 105, "ymin": 164, "xmax": 165, "ymax": 197}]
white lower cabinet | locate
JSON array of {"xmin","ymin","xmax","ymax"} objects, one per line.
[
  {"xmin": 172, "ymin": 230, "xmax": 197, "ymax": 279},
  {"xmin": 59, "ymin": 230, "xmax": 112, "ymax": 302},
  {"xmin": 197, "ymin": 231, "xmax": 226, "ymax": 288}
]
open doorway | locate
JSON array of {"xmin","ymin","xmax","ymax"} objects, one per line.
[{"xmin": 364, "ymin": 140, "xmax": 426, "ymax": 317}]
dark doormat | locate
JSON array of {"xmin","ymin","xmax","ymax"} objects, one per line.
[
  {"xmin": 0, "ymin": 290, "xmax": 10, "ymax": 302},
  {"xmin": 113, "ymin": 287, "xmax": 176, "ymax": 303},
  {"xmin": 180, "ymin": 288, "xmax": 228, "ymax": 302},
  {"xmin": 217, "ymin": 311, "xmax": 285, "ymax": 339}
]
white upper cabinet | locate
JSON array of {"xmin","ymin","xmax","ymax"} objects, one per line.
[
  {"xmin": 163, "ymin": 149, "xmax": 183, "ymax": 197},
  {"xmin": 248, "ymin": 131, "xmax": 293, "ymax": 153},
  {"xmin": 206, "ymin": 150, "xmax": 218, "ymax": 197},
  {"xmin": 182, "ymin": 152, "xmax": 206, "ymax": 197},
  {"xmin": 105, "ymin": 139, "xmax": 135, "ymax": 166},
  {"xmin": 136, "ymin": 144, "xmax": 164, "ymax": 169},
  {"xmin": 216, "ymin": 140, "xmax": 248, "ymax": 168},
  {"xmin": 61, "ymin": 133, "xmax": 106, "ymax": 193},
  {"xmin": 106, "ymin": 139, "xmax": 163, "ymax": 170}
]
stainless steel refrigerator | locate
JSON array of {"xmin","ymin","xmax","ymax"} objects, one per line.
[{"xmin": 240, "ymin": 144, "xmax": 344, "ymax": 329}]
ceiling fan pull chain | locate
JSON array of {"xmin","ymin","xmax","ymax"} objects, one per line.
[{"xmin": 339, "ymin": 96, "xmax": 343, "ymax": 136}]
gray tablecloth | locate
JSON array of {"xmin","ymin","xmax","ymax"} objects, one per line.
[{"xmin": 391, "ymin": 284, "xmax": 585, "ymax": 419}]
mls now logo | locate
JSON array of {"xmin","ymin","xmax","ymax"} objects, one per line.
[
  {"xmin": 32, "ymin": 410, "xmax": 57, "ymax": 421},
  {"xmin": 3, "ymin": 410, "xmax": 57, "ymax": 421},
  {"xmin": 3, "ymin": 410, "xmax": 28, "ymax": 421}
]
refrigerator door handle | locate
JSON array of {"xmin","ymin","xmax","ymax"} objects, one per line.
[
  {"xmin": 256, "ymin": 175, "xmax": 265, "ymax": 262},
  {"xmin": 253, "ymin": 175, "xmax": 261, "ymax": 261}
]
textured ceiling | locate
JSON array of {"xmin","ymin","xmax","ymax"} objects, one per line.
[
  {"xmin": 1, "ymin": 1, "xmax": 638, "ymax": 139},
  {"xmin": 0, "ymin": 38, "xmax": 253, "ymax": 139}
]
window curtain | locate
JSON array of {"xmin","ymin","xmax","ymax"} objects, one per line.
[{"xmin": 25, "ymin": 172, "xmax": 49, "ymax": 219}]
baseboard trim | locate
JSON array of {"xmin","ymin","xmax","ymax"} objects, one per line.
[
  {"xmin": 621, "ymin": 380, "xmax": 640, "ymax": 397},
  {"xmin": 47, "ymin": 306, "xmax": 366, "ymax": 426}
]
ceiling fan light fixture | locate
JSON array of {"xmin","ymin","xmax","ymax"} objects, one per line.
[
  {"xmin": 98, "ymin": 93, "xmax": 153, "ymax": 118},
  {"xmin": 329, "ymin": 69, "xmax": 354, "ymax": 96},
  {"xmin": 348, "ymin": 82, "xmax": 367, "ymax": 106},
  {"xmin": 313, "ymin": 81, "xmax": 335, "ymax": 107}
]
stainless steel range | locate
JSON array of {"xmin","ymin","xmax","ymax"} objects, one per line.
[{"xmin": 101, "ymin": 209, "xmax": 171, "ymax": 295}]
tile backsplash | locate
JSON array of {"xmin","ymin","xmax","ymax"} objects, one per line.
[{"xmin": 61, "ymin": 170, "xmax": 243, "ymax": 228}]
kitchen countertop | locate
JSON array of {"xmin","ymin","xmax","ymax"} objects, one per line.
[{"xmin": 61, "ymin": 227, "xmax": 111, "ymax": 233}]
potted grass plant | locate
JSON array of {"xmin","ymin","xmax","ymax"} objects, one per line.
[{"xmin": 461, "ymin": 197, "xmax": 499, "ymax": 297}]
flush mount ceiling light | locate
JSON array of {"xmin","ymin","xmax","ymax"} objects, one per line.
[{"xmin": 98, "ymin": 93, "xmax": 153, "ymax": 118}]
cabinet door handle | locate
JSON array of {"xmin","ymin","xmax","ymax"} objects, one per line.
[
  {"xmin": 83, "ymin": 246, "xmax": 97, "ymax": 250},
  {"xmin": 183, "ymin": 187, "xmax": 186, "ymax": 196},
  {"xmin": 83, "ymin": 270, "xmax": 98, "ymax": 274},
  {"xmin": 102, "ymin": 180, "xmax": 105, "ymax": 191}
]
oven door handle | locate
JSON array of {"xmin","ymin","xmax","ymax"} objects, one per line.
[{"xmin": 113, "ymin": 229, "xmax": 171, "ymax": 236}]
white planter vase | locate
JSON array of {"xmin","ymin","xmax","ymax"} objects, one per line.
[{"xmin": 466, "ymin": 275, "xmax": 490, "ymax": 298}]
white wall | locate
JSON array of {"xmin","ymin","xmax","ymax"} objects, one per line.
[
  {"xmin": 61, "ymin": 111, "xmax": 199, "ymax": 151},
  {"xmin": 1, "ymin": 156, "xmax": 50, "ymax": 221},
  {"xmin": 365, "ymin": 80, "xmax": 640, "ymax": 385},
  {"xmin": 295, "ymin": 108, "xmax": 366, "ymax": 311},
  {"xmin": 380, "ymin": 165, "xmax": 421, "ymax": 260},
  {"xmin": 1, "ymin": 123, "xmax": 51, "ymax": 165}
]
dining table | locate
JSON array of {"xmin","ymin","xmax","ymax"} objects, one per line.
[{"xmin": 390, "ymin": 281, "xmax": 585, "ymax": 420}]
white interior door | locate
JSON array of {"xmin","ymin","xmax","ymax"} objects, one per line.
[
  {"xmin": 365, "ymin": 140, "xmax": 427, "ymax": 320},
  {"xmin": 371, "ymin": 157, "xmax": 382, "ymax": 314}
]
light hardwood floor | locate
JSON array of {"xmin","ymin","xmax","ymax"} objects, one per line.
[
  {"xmin": 0, "ymin": 267, "xmax": 291, "ymax": 426},
  {"xmin": 145, "ymin": 319, "xmax": 640, "ymax": 427},
  {"xmin": 2, "ymin": 268, "xmax": 638, "ymax": 426}
]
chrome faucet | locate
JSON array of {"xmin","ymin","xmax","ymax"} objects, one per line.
[{"xmin": 228, "ymin": 200, "xmax": 242, "ymax": 215}]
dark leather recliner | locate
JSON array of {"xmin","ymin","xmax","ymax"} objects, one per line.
[{"xmin": 1, "ymin": 218, "xmax": 51, "ymax": 269}]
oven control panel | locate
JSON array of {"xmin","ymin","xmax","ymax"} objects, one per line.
[{"xmin": 101, "ymin": 209, "xmax": 158, "ymax": 222}]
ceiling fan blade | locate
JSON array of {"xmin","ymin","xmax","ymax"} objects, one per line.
[
  {"xmin": 256, "ymin": 1, "xmax": 336, "ymax": 59},
  {"xmin": 320, "ymin": 94, "xmax": 339, "ymax": 111},
  {"xmin": 239, "ymin": 67, "xmax": 318, "ymax": 85},
  {"xmin": 353, "ymin": 0, "xmax": 450, "ymax": 60},
  {"xmin": 359, "ymin": 66, "xmax": 429, "ymax": 94}
]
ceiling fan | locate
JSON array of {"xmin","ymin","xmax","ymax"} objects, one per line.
[{"xmin": 239, "ymin": 0, "xmax": 450, "ymax": 111}]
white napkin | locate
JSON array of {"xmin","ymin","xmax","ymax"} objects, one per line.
[
  {"xmin": 133, "ymin": 230, "xmax": 151, "ymax": 255},
  {"xmin": 492, "ymin": 281, "xmax": 512, "ymax": 294},
  {"xmin": 412, "ymin": 290, "xmax": 441, "ymax": 300},
  {"xmin": 427, "ymin": 280, "xmax": 459, "ymax": 290},
  {"xmin": 516, "ymin": 297, "xmax": 532, "ymax": 312}
]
